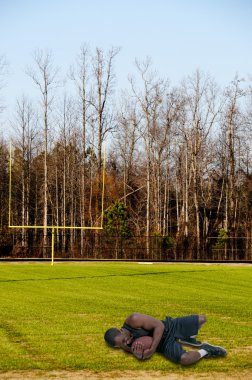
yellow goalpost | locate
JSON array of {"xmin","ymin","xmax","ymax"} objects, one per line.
[{"xmin": 8, "ymin": 143, "xmax": 106, "ymax": 265}]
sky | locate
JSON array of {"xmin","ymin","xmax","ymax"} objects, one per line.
[{"xmin": 0, "ymin": 0, "xmax": 252, "ymax": 134}]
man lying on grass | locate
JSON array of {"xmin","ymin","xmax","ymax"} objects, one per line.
[{"xmin": 104, "ymin": 313, "xmax": 227, "ymax": 365}]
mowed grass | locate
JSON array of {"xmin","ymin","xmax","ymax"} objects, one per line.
[{"xmin": 0, "ymin": 262, "xmax": 251, "ymax": 376}]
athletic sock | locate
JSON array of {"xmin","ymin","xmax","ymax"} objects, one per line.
[{"xmin": 198, "ymin": 349, "xmax": 208, "ymax": 358}]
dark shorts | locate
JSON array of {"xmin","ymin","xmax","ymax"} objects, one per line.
[{"xmin": 157, "ymin": 315, "xmax": 199, "ymax": 363}]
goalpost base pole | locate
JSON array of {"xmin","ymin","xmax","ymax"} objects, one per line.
[{"xmin": 51, "ymin": 228, "xmax": 55, "ymax": 266}]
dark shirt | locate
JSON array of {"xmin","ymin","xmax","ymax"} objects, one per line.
[
  {"xmin": 122, "ymin": 322, "xmax": 153, "ymax": 342},
  {"xmin": 122, "ymin": 319, "xmax": 169, "ymax": 351}
]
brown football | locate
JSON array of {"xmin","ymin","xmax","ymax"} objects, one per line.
[{"xmin": 131, "ymin": 336, "xmax": 153, "ymax": 352}]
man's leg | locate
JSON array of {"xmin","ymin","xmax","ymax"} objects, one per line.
[
  {"xmin": 179, "ymin": 318, "xmax": 208, "ymax": 365},
  {"xmin": 162, "ymin": 339, "xmax": 207, "ymax": 365},
  {"xmin": 178, "ymin": 315, "xmax": 206, "ymax": 347},
  {"xmin": 161, "ymin": 316, "xmax": 227, "ymax": 365},
  {"xmin": 180, "ymin": 351, "xmax": 201, "ymax": 365},
  {"xmin": 180, "ymin": 343, "xmax": 227, "ymax": 366},
  {"xmin": 198, "ymin": 315, "xmax": 206, "ymax": 329}
]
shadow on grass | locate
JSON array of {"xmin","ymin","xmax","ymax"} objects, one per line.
[{"xmin": 0, "ymin": 269, "xmax": 217, "ymax": 283}]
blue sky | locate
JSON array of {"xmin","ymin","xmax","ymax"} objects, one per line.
[{"xmin": 1, "ymin": 0, "xmax": 252, "ymax": 129}]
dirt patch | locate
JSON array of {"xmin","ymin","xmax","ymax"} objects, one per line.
[{"xmin": 0, "ymin": 370, "xmax": 251, "ymax": 380}]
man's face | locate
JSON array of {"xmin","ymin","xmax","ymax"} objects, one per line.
[{"xmin": 114, "ymin": 328, "xmax": 133, "ymax": 352}]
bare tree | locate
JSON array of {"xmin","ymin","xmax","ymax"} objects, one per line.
[
  {"xmin": 179, "ymin": 70, "xmax": 221, "ymax": 258},
  {"xmin": 12, "ymin": 96, "xmax": 38, "ymax": 245},
  {"xmin": 69, "ymin": 45, "xmax": 92, "ymax": 254},
  {"xmin": 26, "ymin": 49, "xmax": 59, "ymax": 256},
  {"xmin": 70, "ymin": 45, "xmax": 90, "ymax": 221},
  {"xmin": 90, "ymin": 47, "xmax": 120, "ymax": 184},
  {"xmin": 160, "ymin": 89, "xmax": 183, "ymax": 236},
  {"xmin": 217, "ymin": 77, "xmax": 247, "ymax": 259},
  {"xmin": 223, "ymin": 78, "xmax": 246, "ymax": 231},
  {"xmin": 115, "ymin": 95, "xmax": 141, "ymax": 205},
  {"xmin": 0, "ymin": 138, "xmax": 8, "ymax": 227},
  {"xmin": 130, "ymin": 58, "xmax": 168, "ymax": 257}
]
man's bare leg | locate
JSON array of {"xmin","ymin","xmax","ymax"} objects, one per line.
[
  {"xmin": 198, "ymin": 315, "xmax": 206, "ymax": 329},
  {"xmin": 180, "ymin": 343, "xmax": 227, "ymax": 365},
  {"xmin": 180, "ymin": 351, "xmax": 202, "ymax": 365}
]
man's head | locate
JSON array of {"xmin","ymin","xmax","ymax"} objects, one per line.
[{"xmin": 104, "ymin": 327, "xmax": 133, "ymax": 352}]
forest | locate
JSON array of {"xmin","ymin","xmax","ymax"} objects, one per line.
[{"xmin": 0, "ymin": 48, "xmax": 252, "ymax": 261}]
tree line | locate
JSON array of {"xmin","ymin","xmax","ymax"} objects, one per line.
[{"xmin": 0, "ymin": 48, "xmax": 252, "ymax": 260}]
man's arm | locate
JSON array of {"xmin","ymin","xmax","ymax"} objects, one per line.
[{"xmin": 125, "ymin": 313, "xmax": 165, "ymax": 359}]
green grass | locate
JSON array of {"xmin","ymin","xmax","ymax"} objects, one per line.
[{"xmin": 0, "ymin": 262, "xmax": 251, "ymax": 375}]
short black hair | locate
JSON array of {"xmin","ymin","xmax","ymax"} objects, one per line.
[{"xmin": 104, "ymin": 328, "xmax": 121, "ymax": 347}]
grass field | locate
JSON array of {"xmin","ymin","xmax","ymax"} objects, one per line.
[{"xmin": 0, "ymin": 262, "xmax": 251, "ymax": 378}]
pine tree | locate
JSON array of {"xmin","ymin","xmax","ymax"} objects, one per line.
[{"xmin": 104, "ymin": 199, "xmax": 131, "ymax": 238}]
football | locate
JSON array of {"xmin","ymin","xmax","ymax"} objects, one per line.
[{"xmin": 131, "ymin": 336, "xmax": 153, "ymax": 352}]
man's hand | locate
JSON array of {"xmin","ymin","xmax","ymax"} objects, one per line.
[
  {"xmin": 131, "ymin": 341, "xmax": 144, "ymax": 360},
  {"xmin": 125, "ymin": 313, "xmax": 165, "ymax": 356},
  {"xmin": 142, "ymin": 347, "xmax": 155, "ymax": 360}
]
